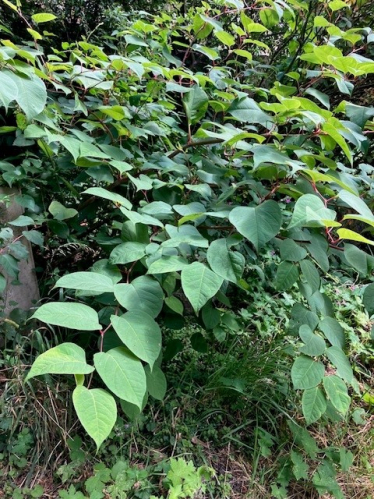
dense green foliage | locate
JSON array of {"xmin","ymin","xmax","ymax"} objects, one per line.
[{"xmin": 1, "ymin": 0, "xmax": 374, "ymax": 496}]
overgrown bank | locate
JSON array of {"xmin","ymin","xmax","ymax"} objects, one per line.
[{"xmin": 1, "ymin": 0, "xmax": 374, "ymax": 497}]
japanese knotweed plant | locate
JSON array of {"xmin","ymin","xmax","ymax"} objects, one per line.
[{"xmin": 1, "ymin": 0, "xmax": 374, "ymax": 451}]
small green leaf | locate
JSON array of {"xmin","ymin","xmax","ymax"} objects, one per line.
[
  {"xmin": 326, "ymin": 346, "xmax": 353, "ymax": 384},
  {"xmin": 363, "ymin": 283, "xmax": 374, "ymax": 316},
  {"xmin": 147, "ymin": 256, "xmax": 190, "ymax": 274},
  {"xmin": 300, "ymin": 260, "xmax": 320, "ymax": 293},
  {"xmin": 323, "ymin": 376, "xmax": 350, "ymax": 414},
  {"xmin": 111, "ymin": 312, "xmax": 161, "ymax": 368},
  {"xmin": 31, "ymin": 302, "xmax": 101, "ymax": 331},
  {"xmin": 319, "ymin": 317, "xmax": 345, "ymax": 348},
  {"xmin": 145, "ymin": 365, "xmax": 167, "ymax": 400},
  {"xmin": 302, "ymin": 387, "xmax": 327, "ymax": 425},
  {"xmin": 25, "ymin": 343, "xmax": 94, "ymax": 381},
  {"xmin": 279, "ymin": 239, "xmax": 307, "ymax": 262},
  {"xmin": 110, "ymin": 242, "xmax": 147, "ymax": 265},
  {"xmin": 8, "ymin": 215, "xmax": 35, "ymax": 226},
  {"xmin": 275, "ymin": 261, "xmax": 299, "ymax": 290},
  {"xmin": 291, "ymin": 355, "xmax": 325, "ymax": 390},
  {"xmin": 55, "ymin": 272, "xmax": 114, "ymax": 294},
  {"xmin": 299, "ymin": 325, "xmax": 326, "ymax": 357},
  {"xmin": 337, "ymin": 228, "xmax": 374, "ymax": 246},
  {"xmin": 73, "ymin": 386, "xmax": 117, "ymax": 450},
  {"xmin": 207, "ymin": 239, "xmax": 245, "ymax": 283},
  {"xmin": 181, "ymin": 262, "xmax": 223, "ymax": 314},
  {"xmin": 183, "ymin": 86, "xmax": 208, "ymax": 125},
  {"xmin": 215, "ymin": 31, "xmax": 235, "ymax": 46},
  {"xmin": 32, "ymin": 13, "xmax": 57, "ymax": 23},
  {"xmin": 49, "ymin": 201, "xmax": 78, "ymax": 221}
]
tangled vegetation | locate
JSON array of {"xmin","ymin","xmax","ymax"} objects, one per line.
[{"xmin": 1, "ymin": 0, "xmax": 374, "ymax": 497}]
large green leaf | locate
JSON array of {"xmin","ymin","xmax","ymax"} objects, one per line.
[
  {"xmin": 73, "ymin": 386, "xmax": 117, "ymax": 450},
  {"xmin": 114, "ymin": 276, "xmax": 164, "ymax": 318},
  {"xmin": 183, "ymin": 86, "xmax": 208, "ymax": 125},
  {"xmin": 4, "ymin": 70, "xmax": 47, "ymax": 121},
  {"xmin": 94, "ymin": 347, "xmax": 146, "ymax": 408},
  {"xmin": 338, "ymin": 190, "xmax": 374, "ymax": 221},
  {"xmin": 25, "ymin": 343, "xmax": 94, "ymax": 381},
  {"xmin": 344, "ymin": 244, "xmax": 373, "ymax": 276},
  {"xmin": 147, "ymin": 256, "xmax": 190, "ymax": 274},
  {"xmin": 323, "ymin": 376, "xmax": 350, "ymax": 415},
  {"xmin": 299, "ymin": 325, "xmax": 326, "ymax": 357},
  {"xmin": 111, "ymin": 312, "xmax": 161, "ymax": 368},
  {"xmin": 0, "ymin": 71, "xmax": 18, "ymax": 110},
  {"xmin": 288, "ymin": 194, "xmax": 336, "ymax": 229},
  {"xmin": 228, "ymin": 97, "xmax": 273, "ymax": 127},
  {"xmin": 31, "ymin": 303, "xmax": 101, "ymax": 331},
  {"xmin": 56, "ymin": 272, "xmax": 115, "ymax": 294},
  {"xmin": 300, "ymin": 260, "xmax": 320, "ymax": 293},
  {"xmin": 302, "ymin": 387, "xmax": 327, "ymax": 425},
  {"xmin": 319, "ymin": 317, "xmax": 345, "ymax": 348},
  {"xmin": 291, "ymin": 355, "xmax": 325, "ymax": 390},
  {"xmin": 229, "ymin": 201, "xmax": 282, "ymax": 251},
  {"xmin": 326, "ymin": 346, "xmax": 353, "ymax": 384},
  {"xmin": 207, "ymin": 239, "xmax": 245, "ymax": 283},
  {"xmin": 279, "ymin": 239, "xmax": 307, "ymax": 262},
  {"xmin": 345, "ymin": 103, "xmax": 374, "ymax": 128},
  {"xmin": 275, "ymin": 261, "xmax": 299, "ymax": 290},
  {"xmin": 110, "ymin": 242, "xmax": 147, "ymax": 265},
  {"xmin": 181, "ymin": 262, "xmax": 223, "ymax": 314}
]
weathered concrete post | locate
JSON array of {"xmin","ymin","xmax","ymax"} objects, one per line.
[{"xmin": 0, "ymin": 187, "xmax": 40, "ymax": 316}]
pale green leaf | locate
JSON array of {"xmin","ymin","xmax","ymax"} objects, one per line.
[
  {"xmin": 31, "ymin": 302, "xmax": 101, "ymax": 331},
  {"xmin": 48, "ymin": 201, "xmax": 78, "ymax": 221},
  {"xmin": 288, "ymin": 194, "xmax": 336, "ymax": 229},
  {"xmin": 3, "ymin": 70, "xmax": 47, "ymax": 121},
  {"xmin": 291, "ymin": 355, "xmax": 325, "ymax": 389},
  {"xmin": 55, "ymin": 272, "xmax": 114, "ymax": 294},
  {"xmin": 326, "ymin": 346, "xmax": 354, "ymax": 383},
  {"xmin": 114, "ymin": 276, "xmax": 164, "ymax": 318},
  {"xmin": 302, "ymin": 387, "xmax": 327, "ymax": 425},
  {"xmin": 299, "ymin": 325, "xmax": 326, "ymax": 357},
  {"xmin": 25, "ymin": 343, "xmax": 94, "ymax": 381},
  {"xmin": 73, "ymin": 386, "xmax": 117, "ymax": 450},
  {"xmin": 147, "ymin": 256, "xmax": 190, "ymax": 274},
  {"xmin": 109, "ymin": 242, "xmax": 147, "ymax": 265},
  {"xmin": 94, "ymin": 347, "xmax": 146, "ymax": 408},
  {"xmin": 337, "ymin": 228, "xmax": 374, "ymax": 246},
  {"xmin": 207, "ymin": 239, "xmax": 245, "ymax": 283},
  {"xmin": 319, "ymin": 317, "xmax": 345, "ymax": 348},
  {"xmin": 229, "ymin": 201, "xmax": 282, "ymax": 251},
  {"xmin": 32, "ymin": 13, "xmax": 57, "ymax": 23},
  {"xmin": 111, "ymin": 312, "xmax": 161, "ymax": 368},
  {"xmin": 323, "ymin": 376, "xmax": 350, "ymax": 414},
  {"xmin": 181, "ymin": 262, "xmax": 223, "ymax": 314}
]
